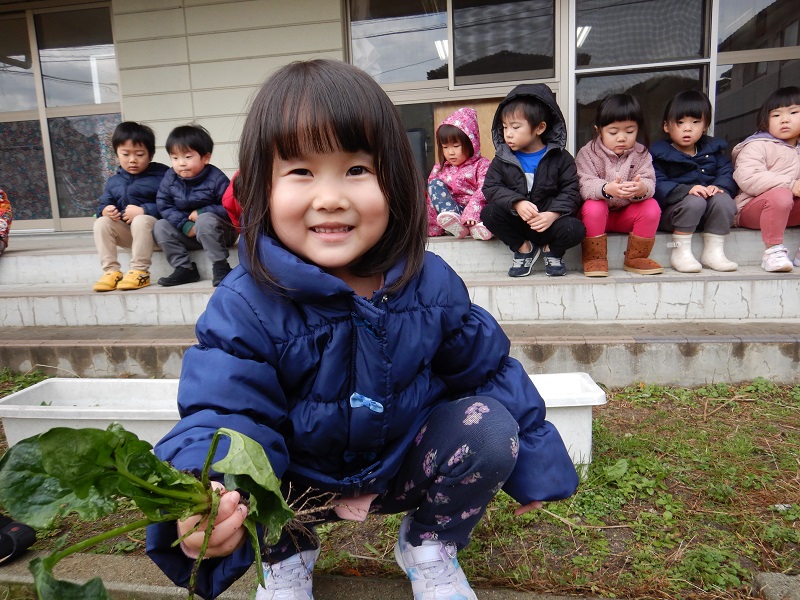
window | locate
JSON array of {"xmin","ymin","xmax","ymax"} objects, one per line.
[
  {"xmin": 0, "ymin": 16, "xmax": 38, "ymax": 112},
  {"xmin": 718, "ymin": 0, "xmax": 799, "ymax": 52}
]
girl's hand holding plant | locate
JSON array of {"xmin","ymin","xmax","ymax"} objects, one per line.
[{"xmin": 178, "ymin": 482, "xmax": 249, "ymax": 559}]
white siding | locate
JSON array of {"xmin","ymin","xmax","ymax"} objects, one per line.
[{"xmin": 112, "ymin": 0, "xmax": 345, "ymax": 175}]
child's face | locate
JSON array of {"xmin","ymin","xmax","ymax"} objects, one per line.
[
  {"xmin": 766, "ymin": 104, "xmax": 800, "ymax": 146},
  {"xmin": 502, "ymin": 111, "xmax": 546, "ymax": 154},
  {"xmin": 270, "ymin": 149, "xmax": 389, "ymax": 282},
  {"xmin": 170, "ymin": 148, "xmax": 211, "ymax": 179},
  {"xmin": 116, "ymin": 141, "xmax": 152, "ymax": 175},
  {"xmin": 664, "ymin": 116, "xmax": 706, "ymax": 154},
  {"xmin": 598, "ymin": 120, "xmax": 638, "ymax": 156},
  {"xmin": 441, "ymin": 141, "xmax": 468, "ymax": 167}
]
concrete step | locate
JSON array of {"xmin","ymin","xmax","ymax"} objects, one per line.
[
  {"xmin": 2, "ymin": 321, "xmax": 797, "ymax": 386},
  {"xmin": 1, "ymin": 266, "xmax": 797, "ymax": 327},
  {"xmin": 3, "ymin": 229, "xmax": 799, "ymax": 285}
]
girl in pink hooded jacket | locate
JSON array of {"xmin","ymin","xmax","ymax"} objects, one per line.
[
  {"xmin": 732, "ymin": 86, "xmax": 800, "ymax": 272},
  {"xmin": 427, "ymin": 108, "xmax": 492, "ymax": 240}
]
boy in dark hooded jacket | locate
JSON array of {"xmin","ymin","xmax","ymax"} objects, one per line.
[{"xmin": 481, "ymin": 84, "xmax": 584, "ymax": 277}]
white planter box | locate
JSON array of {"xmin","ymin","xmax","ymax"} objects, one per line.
[
  {"xmin": 0, "ymin": 373, "xmax": 606, "ymax": 468},
  {"xmin": 530, "ymin": 372, "xmax": 607, "ymax": 467},
  {"xmin": 0, "ymin": 378, "xmax": 180, "ymax": 447}
]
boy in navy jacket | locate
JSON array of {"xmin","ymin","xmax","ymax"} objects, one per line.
[
  {"xmin": 153, "ymin": 125, "xmax": 236, "ymax": 287},
  {"xmin": 92, "ymin": 122, "xmax": 168, "ymax": 292}
]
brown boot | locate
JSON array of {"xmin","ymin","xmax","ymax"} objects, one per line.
[
  {"xmin": 623, "ymin": 234, "xmax": 664, "ymax": 274},
  {"xmin": 582, "ymin": 234, "xmax": 608, "ymax": 277}
]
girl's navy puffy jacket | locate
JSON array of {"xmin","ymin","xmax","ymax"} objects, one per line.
[
  {"xmin": 650, "ymin": 135, "xmax": 737, "ymax": 207},
  {"xmin": 147, "ymin": 234, "xmax": 579, "ymax": 599},
  {"xmin": 156, "ymin": 164, "xmax": 230, "ymax": 231},
  {"xmin": 95, "ymin": 162, "xmax": 169, "ymax": 218}
]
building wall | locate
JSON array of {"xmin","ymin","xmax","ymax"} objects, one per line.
[{"xmin": 111, "ymin": 0, "xmax": 345, "ymax": 174}]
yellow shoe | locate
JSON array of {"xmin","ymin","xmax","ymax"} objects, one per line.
[
  {"xmin": 93, "ymin": 270, "xmax": 123, "ymax": 292},
  {"xmin": 116, "ymin": 269, "xmax": 151, "ymax": 290}
]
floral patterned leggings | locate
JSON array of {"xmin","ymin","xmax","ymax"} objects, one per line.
[{"xmin": 266, "ymin": 396, "xmax": 520, "ymax": 562}]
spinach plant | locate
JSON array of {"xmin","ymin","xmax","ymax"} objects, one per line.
[{"xmin": 0, "ymin": 424, "xmax": 294, "ymax": 599}]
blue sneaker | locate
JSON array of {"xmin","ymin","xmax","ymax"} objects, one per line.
[
  {"xmin": 394, "ymin": 514, "xmax": 477, "ymax": 600},
  {"xmin": 543, "ymin": 251, "xmax": 567, "ymax": 276},
  {"xmin": 507, "ymin": 245, "xmax": 540, "ymax": 277}
]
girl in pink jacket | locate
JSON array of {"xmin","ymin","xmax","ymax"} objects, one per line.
[
  {"xmin": 732, "ymin": 86, "xmax": 800, "ymax": 272},
  {"xmin": 575, "ymin": 94, "xmax": 663, "ymax": 277},
  {"xmin": 427, "ymin": 108, "xmax": 492, "ymax": 240}
]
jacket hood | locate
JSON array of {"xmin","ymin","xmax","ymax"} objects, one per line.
[
  {"xmin": 731, "ymin": 131, "xmax": 786, "ymax": 161},
  {"xmin": 439, "ymin": 107, "xmax": 483, "ymax": 158},
  {"xmin": 491, "ymin": 84, "xmax": 567, "ymax": 154},
  {"xmin": 236, "ymin": 234, "xmax": 404, "ymax": 304}
]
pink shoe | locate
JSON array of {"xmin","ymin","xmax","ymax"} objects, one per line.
[
  {"xmin": 469, "ymin": 222, "xmax": 492, "ymax": 240},
  {"xmin": 436, "ymin": 211, "xmax": 467, "ymax": 239}
]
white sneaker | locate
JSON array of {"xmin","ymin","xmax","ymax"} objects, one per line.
[
  {"xmin": 761, "ymin": 245, "xmax": 793, "ymax": 273},
  {"xmin": 794, "ymin": 247, "xmax": 800, "ymax": 268},
  {"xmin": 256, "ymin": 548, "xmax": 320, "ymax": 600},
  {"xmin": 394, "ymin": 514, "xmax": 477, "ymax": 600}
]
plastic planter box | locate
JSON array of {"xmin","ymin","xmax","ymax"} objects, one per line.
[
  {"xmin": 0, "ymin": 373, "xmax": 606, "ymax": 467},
  {"xmin": 0, "ymin": 378, "xmax": 180, "ymax": 447},
  {"xmin": 530, "ymin": 372, "xmax": 607, "ymax": 467}
]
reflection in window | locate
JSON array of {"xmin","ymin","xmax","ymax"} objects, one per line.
[
  {"xmin": 0, "ymin": 121, "xmax": 51, "ymax": 220},
  {"xmin": 718, "ymin": 0, "xmax": 799, "ymax": 52},
  {"xmin": 35, "ymin": 9, "xmax": 119, "ymax": 107},
  {"xmin": 0, "ymin": 17, "xmax": 38, "ymax": 112},
  {"xmin": 397, "ymin": 103, "xmax": 436, "ymax": 180},
  {"xmin": 350, "ymin": 0, "xmax": 447, "ymax": 84},
  {"xmin": 575, "ymin": 68, "xmax": 704, "ymax": 149},
  {"xmin": 452, "ymin": 0, "xmax": 554, "ymax": 85},
  {"xmin": 48, "ymin": 114, "xmax": 120, "ymax": 218},
  {"xmin": 715, "ymin": 60, "xmax": 800, "ymax": 148},
  {"xmin": 576, "ymin": 0, "xmax": 707, "ymax": 69}
]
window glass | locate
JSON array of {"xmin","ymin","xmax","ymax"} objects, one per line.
[
  {"xmin": 350, "ymin": 0, "xmax": 447, "ymax": 84},
  {"xmin": 718, "ymin": 0, "xmax": 799, "ymax": 52},
  {"xmin": 397, "ymin": 103, "xmax": 436, "ymax": 180},
  {"xmin": 48, "ymin": 114, "xmax": 120, "ymax": 218},
  {"xmin": 575, "ymin": 67, "xmax": 705, "ymax": 150},
  {"xmin": 0, "ymin": 120, "xmax": 51, "ymax": 220},
  {"xmin": 35, "ymin": 8, "xmax": 119, "ymax": 107},
  {"xmin": 576, "ymin": 0, "xmax": 707, "ymax": 69},
  {"xmin": 452, "ymin": 0, "xmax": 554, "ymax": 85},
  {"xmin": 0, "ymin": 17, "xmax": 38, "ymax": 112},
  {"xmin": 715, "ymin": 60, "xmax": 800, "ymax": 148}
]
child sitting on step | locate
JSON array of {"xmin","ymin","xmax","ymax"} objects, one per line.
[
  {"xmin": 0, "ymin": 188, "xmax": 11, "ymax": 256},
  {"xmin": 92, "ymin": 122, "xmax": 169, "ymax": 292},
  {"xmin": 481, "ymin": 84, "xmax": 585, "ymax": 277},
  {"xmin": 651, "ymin": 91, "xmax": 738, "ymax": 273},
  {"xmin": 426, "ymin": 108, "xmax": 492, "ymax": 240},
  {"xmin": 732, "ymin": 86, "xmax": 800, "ymax": 273},
  {"xmin": 575, "ymin": 94, "xmax": 663, "ymax": 277},
  {"xmin": 146, "ymin": 59, "xmax": 578, "ymax": 600},
  {"xmin": 154, "ymin": 124, "xmax": 237, "ymax": 287}
]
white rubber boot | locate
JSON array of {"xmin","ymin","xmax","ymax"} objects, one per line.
[
  {"xmin": 669, "ymin": 233, "xmax": 702, "ymax": 273},
  {"xmin": 700, "ymin": 233, "xmax": 738, "ymax": 271}
]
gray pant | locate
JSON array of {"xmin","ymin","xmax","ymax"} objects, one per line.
[
  {"xmin": 658, "ymin": 192, "xmax": 736, "ymax": 235},
  {"xmin": 153, "ymin": 212, "xmax": 237, "ymax": 269}
]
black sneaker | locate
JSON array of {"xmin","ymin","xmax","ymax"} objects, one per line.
[
  {"xmin": 543, "ymin": 251, "xmax": 567, "ymax": 276},
  {"xmin": 508, "ymin": 245, "xmax": 541, "ymax": 277},
  {"xmin": 212, "ymin": 260, "xmax": 232, "ymax": 287},
  {"xmin": 158, "ymin": 263, "xmax": 200, "ymax": 287}
]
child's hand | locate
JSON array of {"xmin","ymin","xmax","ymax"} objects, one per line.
[
  {"xmin": 705, "ymin": 185, "xmax": 723, "ymax": 196},
  {"xmin": 791, "ymin": 180, "xmax": 800, "ymax": 197},
  {"xmin": 513, "ymin": 200, "xmax": 539, "ymax": 221},
  {"xmin": 463, "ymin": 219, "xmax": 478, "ymax": 227},
  {"xmin": 178, "ymin": 482, "xmax": 249, "ymax": 559},
  {"xmin": 514, "ymin": 500, "xmax": 543, "ymax": 516},
  {"xmin": 102, "ymin": 205, "xmax": 121, "ymax": 220},
  {"xmin": 121, "ymin": 205, "xmax": 144, "ymax": 223},
  {"xmin": 527, "ymin": 210, "xmax": 558, "ymax": 233},
  {"xmin": 621, "ymin": 175, "xmax": 647, "ymax": 199},
  {"xmin": 188, "ymin": 210, "xmax": 199, "ymax": 222},
  {"xmin": 688, "ymin": 185, "xmax": 711, "ymax": 198},
  {"xmin": 603, "ymin": 176, "xmax": 624, "ymax": 198}
]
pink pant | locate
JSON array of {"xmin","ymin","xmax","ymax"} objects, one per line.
[
  {"xmin": 736, "ymin": 187, "xmax": 800, "ymax": 246},
  {"xmin": 581, "ymin": 197, "xmax": 661, "ymax": 238}
]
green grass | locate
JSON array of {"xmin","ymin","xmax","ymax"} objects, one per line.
[{"xmin": 1, "ymin": 371, "xmax": 798, "ymax": 599}]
